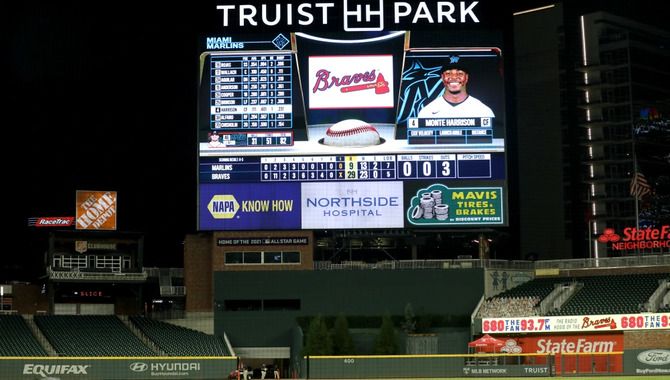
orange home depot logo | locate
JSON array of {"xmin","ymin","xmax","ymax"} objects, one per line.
[{"xmin": 75, "ymin": 191, "xmax": 117, "ymax": 230}]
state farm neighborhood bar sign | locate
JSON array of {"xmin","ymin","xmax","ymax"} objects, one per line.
[{"xmin": 598, "ymin": 226, "xmax": 670, "ymax": 251}]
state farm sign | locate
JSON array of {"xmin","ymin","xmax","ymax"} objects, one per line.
[
  {"xmin": 598, "ymin": 226, "xmax": 670, "ymax": 250},
  {"xmin": 501, "ymin": 334, "xmax": 622, "ymax": 354}
]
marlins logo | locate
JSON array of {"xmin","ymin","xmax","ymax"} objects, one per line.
[{"xmin": 396, "ymin": 61, "xmax": 444, "ymax": 124}]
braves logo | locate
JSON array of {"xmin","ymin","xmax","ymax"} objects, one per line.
[{"xmin": 312, "ymin": 69, "xmax": 378, "ymax": 93}]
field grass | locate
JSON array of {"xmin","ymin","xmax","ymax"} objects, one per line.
[
  {"xmin": 437, "ymin": 377, "xmax": 670, "ymax": 380},
  {"xmin": 315, "ymin": 377, "xmax": 670, "ymax": 380}
]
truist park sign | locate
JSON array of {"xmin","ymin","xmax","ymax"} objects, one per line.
[{"xmin": 216, "ymin": 1, "xmax": 482, "ymax": 31}]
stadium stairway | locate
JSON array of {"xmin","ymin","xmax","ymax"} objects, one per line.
[
  {"xmin": 118, "ymin": 315, "xmax": 166, "ymax": 355},
  {"xmin": 646, "ymin": 279, "xmax": 670, "ymax": 312},
  {"xmin": 129, "ymin": 316, "xmax": 231, "ymax": 356},
  {"xmin": 23, "ymin": 315, "xmax": 57, "ymax": 356},
  {"xmin": 34, "ymin": 315, "xmax": 157, "ymax": 357}
]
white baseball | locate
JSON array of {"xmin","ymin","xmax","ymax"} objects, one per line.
[{"xmin": 323, "ymin": 119, "xmax": 381, "ymax": 147}]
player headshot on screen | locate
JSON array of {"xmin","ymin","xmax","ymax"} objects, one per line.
[
  {"xmin": 417, "ymin": 62, "xmax": 495, "ymax": 118},
  {"xmin": 208, "ymin": 132, "xmax": 223, "ymax": 147}
]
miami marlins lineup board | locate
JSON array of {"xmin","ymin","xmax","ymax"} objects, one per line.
[{"xmin": 198, "ymin": 30, "xmax": 507, "ymax": 230}]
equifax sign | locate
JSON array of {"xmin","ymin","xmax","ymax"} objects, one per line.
[
  {"xmin": 598, "ymin": 226, "xmax": 670, "ymax": 250},
  {"xmin": 75, "ymin": 190, "xmax": 117, "ymax": 231}
]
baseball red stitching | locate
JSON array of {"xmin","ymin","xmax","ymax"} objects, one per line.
[{"xmin": 326, "ymin": 125, "xmax": 378, "ymax": 137}]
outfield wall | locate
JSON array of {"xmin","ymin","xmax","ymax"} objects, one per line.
[
  {"xmin": 304, "ymin": 354, "xmax": 553, "ymax": 378},
  {"xmin": 215, "ymin": 268, "xmax": 484, "ymax": 347},
  {"xmin": 0, "ymin": 357, "xmax": 236, "ymax": 380}
]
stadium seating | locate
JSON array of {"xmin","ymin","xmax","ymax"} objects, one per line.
[
  {"xmin": 494, "ymin": 276, "xmax": 566, "ymax": 301},
  {"xmin": 478, "ymin": 296, "xmax": 540, "ymax": 318},
  {"xmin": 548, "ymin": 273, "xmax": 669, "ymax": 316},
  {"xmin": 0, "ymin": 315, "xmax": 48, "ymax": 356},
  {"xmin": 34, "ymin": 315, "xmax": 156, "ymax": 357},
  {"xmin": 130, "ymin": 316, "xmax": 230, "ymax": 356},
  {"xmin": 481, "ymin": 273, "xmax": 670, "ymax": 317}
]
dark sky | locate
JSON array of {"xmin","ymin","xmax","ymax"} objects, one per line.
[
  {"xmin": 8, "ymin": 3, "xmax": 201, "ymax": 275},
  {"xmin": 6, "ymin": 1, "xmax": 665, "ymax": 280}
]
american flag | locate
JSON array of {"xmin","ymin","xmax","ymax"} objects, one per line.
[{"xmin": 630, "ymin": 172, "xmax": 651, "ymax": 199}]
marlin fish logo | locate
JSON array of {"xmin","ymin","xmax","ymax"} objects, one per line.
[{"xmin": 396, "ymin": 60, "xmax": 443, "ymax": 124}]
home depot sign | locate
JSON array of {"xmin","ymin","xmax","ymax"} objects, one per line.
[{"xmin": 75, "ymin": 191, "xmax": 117, "ymax": 230}]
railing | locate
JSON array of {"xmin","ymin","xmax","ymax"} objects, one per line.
[
  {"xmin": 46, "ymin": 267, "xmax": 148, "ymax": 281},
  {"xmin": 534, "ymin": 254, "xmax": 670, "ymax": 270},
  {"xmin": 314, "ymin": 254, "xmax": 670, "ymax": 271},
  {"xmin": 147, "ymin": 309, "xmax": 186, "ymax": 320},
  {"xmin": 144, "ymin": 267, "xmax": 184, "ymax": 278},
  {"xmin": 314, "ymin": 259, "xmax": 536, "ymax": 271},
  {"xmin": 159, "ymin": 286, "xmax": 186, "ymax": 296}
]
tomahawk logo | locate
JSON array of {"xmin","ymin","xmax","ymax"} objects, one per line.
[{"xmin": 343, "ymin": 0, "xmax": 384, "ymax": 31}]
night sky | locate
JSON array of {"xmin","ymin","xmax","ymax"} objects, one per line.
[{"xmin": 6, "ymin": 1, "xmax": 664, "ymax": 281}]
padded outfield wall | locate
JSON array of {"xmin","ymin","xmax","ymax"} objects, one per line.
[
  {"xmin": 0, "ymin": 357, "xmax": 236, "ymax": 380},
  {"xmin": 214, "ymin": 268, "xmax": 484, "ymax": 347}
]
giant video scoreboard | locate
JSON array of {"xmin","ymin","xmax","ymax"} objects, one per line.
[{"xmin": 198, "ymin": 31, "xmax": 506, "ymax": 231}]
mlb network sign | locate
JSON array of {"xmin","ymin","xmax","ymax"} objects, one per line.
[{"xmin": 215, "ymin": 0, "xmax": 482, "ymax": 32}]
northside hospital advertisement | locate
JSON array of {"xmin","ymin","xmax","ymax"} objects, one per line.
[
  {"xmin": 200, "ymin": 182, "xmax": 503, "ymax": 229},
  {"xmin": 197, "ymin": 2, "xmax": 507, "ymax": 231}
]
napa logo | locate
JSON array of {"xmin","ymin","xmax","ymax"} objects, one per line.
[{"xmin": 208, "ymin": 195, "xmax": 239, "ymax": 219}]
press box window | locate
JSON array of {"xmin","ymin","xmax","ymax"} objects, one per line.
[
  {"xmin": 224, "ymin": 252, "xmax": 243, "ymax": 264},
  {"xmin": 264, "ymin": 252, "xmax": 282, "ymax": 264},
  {"xmin": 244, "ymin": 252, "xmax": 262, "ymax": 264},
  {"xmin": 225, "ymin": 250, "xmax": 301, "ymax": 264},
  {"xmin": 283, "ymin": 251, "xmax": 300, "ymax": 263},
  {"xmin": 263, "ymin": 299, "xmax": 300, "ymax": 311},
  {"xmin": 224, "ymin": 300, "xmax": 262, "ymax": 311}
]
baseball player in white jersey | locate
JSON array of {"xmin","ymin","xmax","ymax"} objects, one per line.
[{"xmin": 417, "ymin": 62, "xmax": 494, "ymax": 119}]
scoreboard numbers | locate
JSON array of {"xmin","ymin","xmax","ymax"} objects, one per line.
[{"xmin": 201, "ymin": 153, "xmax": 502, "ymax": 183}]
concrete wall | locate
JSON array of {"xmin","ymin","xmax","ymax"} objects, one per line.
[{"xmin": 215, "ymin": 268, "xmax": 484, "ymax": 347}]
